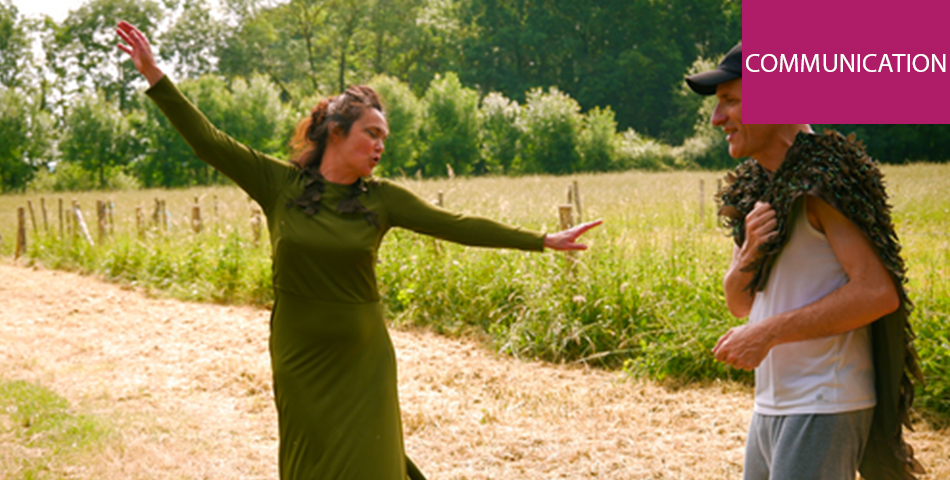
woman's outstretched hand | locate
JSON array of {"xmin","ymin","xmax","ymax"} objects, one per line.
[
  {"xmin": 116, "ymin": 20, "xmax": 164, "ymax": 87},
  {"xmin": 543, "ymin": 219, "xmax": 603, "ymax": 251}
]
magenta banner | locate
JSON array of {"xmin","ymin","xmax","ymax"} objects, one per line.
[{"xmin": 743, "ymin": 1, "xmax": 950, "ymax": 124}]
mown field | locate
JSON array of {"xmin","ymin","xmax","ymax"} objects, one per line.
[{"xmin": 1, "ymin": 165, "xmax": 948, "ymax": 417}]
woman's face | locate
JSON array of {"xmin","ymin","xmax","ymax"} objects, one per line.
[{"xmin": 334, "ymin": 108, "xmax": 388, "ymax": 178}]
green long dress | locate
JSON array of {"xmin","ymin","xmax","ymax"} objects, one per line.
[{"xmin": 146, "ymin": 77, "xmax": 545, "ymax": 479}]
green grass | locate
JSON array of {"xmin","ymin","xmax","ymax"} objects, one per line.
[
  {"xmin": 2, "ymin": 165, "xmax": 948, "ymax": 415},
  {"xmin": 0, "ymin": 379, "xmax": 112, "ymax": 479}
]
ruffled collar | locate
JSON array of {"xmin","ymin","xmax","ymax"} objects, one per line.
[{"xmin": 287, "ymin": 165, "xmax": 379, "ymax": 228}]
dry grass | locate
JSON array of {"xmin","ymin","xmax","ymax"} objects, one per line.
[
  {"xmin": 1, "ymin": 262, "xmax": 948, "ymax": 479},
  {"xmin": 0, "ymin": 185, "xmax": 265, "ymax": 257}
]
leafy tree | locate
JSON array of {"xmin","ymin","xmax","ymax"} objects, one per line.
[
  {"xmin": 518, "ymin": 87, "xmax": 582, "ymax": 175},
  {"xmin": 216, "ymin": 0, "xmax": 459, "ymax": 101},
  {"xmin": 330, "ymin": 0, "xmax": 367, "ymax": 92},
  {"xmin": 479, "ymin": 92, "xmax": 520, "ymax": 174},
  {"xmin": 456, "ymin": 0, "xmax": 742, "ymax": 140},
  {"xmin": 369, "ymin": 74, "xmax": 423, "ymax": 177},
  {"xmin": 0, "ymin": 87, "xmax": 51, "ymax": 192},
  {"xmin": 217, "ymin": 2, "xmax": 314, "ymax": 101},
  {"xmin": 813, "ymin": 125, "xmax": 950, "ymax": 164},
  {"xmin": 269, "ymin": 0, "xmax": 336, "ymax": 92},
  {"xmin": 47, "ymin": 0, "xmax": 163, "ymax": 110},
  {"xmin": 663, "ymin": 56, "xmax": 716, "ymax": 146},
  {"xmin": 59, "ymin": 90, "xmax": 140, "ymax": 188},
  {"xmin": 396, "ymin": 0, "xmax": 462, "ymax": 92},
  {"xmin": 455, "ymin": 0, "xmax": 532, "ymax": 100},
  {"xmin": 225, "ymin": 74, "xmax": 294, "ymax": 158},
  {"xmin": 418, "ymin": 72, "xmax": 482, "ymax": 176},
  {"xmin": 159, "ymin": 0, "xmax": 224, "ymax": 79},
  {"xmin": 0, "ymin": 0, "xmax": 29, "ymax": 88},
  {"xmin": 366, "ymin": 0, "xmax": 422, "ymax": 76}
]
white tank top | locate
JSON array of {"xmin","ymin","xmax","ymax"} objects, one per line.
[{"xmin": 748, "ymin": 200, "xmax": 876, "ymax": 415}]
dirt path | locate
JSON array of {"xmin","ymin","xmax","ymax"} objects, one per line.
[{"xmin": 1, "ymin": 263, "xmax": 947, "ymax": 479}]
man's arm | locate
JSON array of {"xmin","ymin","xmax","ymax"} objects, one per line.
[
  {"xmin": 723, "ymin": 201, "xmax": 777, "ymax": 318},
  {"xmin": 724, "ymin": 245, "xmax": 756, "ymax": 318},
  {"xmin": 714, "ymin": 195, "xmax": 900, "ymax": 370}
]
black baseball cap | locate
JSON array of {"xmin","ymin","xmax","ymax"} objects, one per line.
[{"xmin": 686, "ymin": 42, "xmax": 742, "ymax": 95}]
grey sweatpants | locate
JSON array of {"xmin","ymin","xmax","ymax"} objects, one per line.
[{"xmin": 742, "ymin": 408, "xmax": 874, "ymax": 480}]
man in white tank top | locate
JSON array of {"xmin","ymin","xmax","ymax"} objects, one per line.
[{"xmin": 686, "ymin": 43, "xmax": 903, "ymax": 480}]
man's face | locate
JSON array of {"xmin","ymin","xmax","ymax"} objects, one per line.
[{"xmin": 711, "ymin": 78, "xmax": 778, "ymax": 160}]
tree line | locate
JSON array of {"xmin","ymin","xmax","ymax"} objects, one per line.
[{"xmin": 1, "ymin": 0, "xmax": 946, "ymax": 193}]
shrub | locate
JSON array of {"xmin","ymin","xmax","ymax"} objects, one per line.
[
  {"xmin": 616, "ymin": 129, "xmax": 679, "ymax": 171},
  {"xmin": 578, "ymin": 106, "xmax": 621, "ymax": 172},
  {"xmin": 370, "ymin": 74, "xmax": 424, "ymax": 177},
  {"xmin": 226, "ymin": 74, "xmax": 293, "ymax": 158},
  {"xmin": 479, "ymin": 92, "xmax": 522, "ymax": 175},
  {"xmin": 677, "ymin": 94, "xmax": 733, "ymax": 170},
  {"xmin": 418, "ymin": 73, "xmax": 483, "ymax": 177},
  {"xmin": 28, "ymin": 162, "xmax": 142, "ymax": 192},
  {"xmin": 519, "ymin": 87, "xmax": 583, "ymax": 175}
]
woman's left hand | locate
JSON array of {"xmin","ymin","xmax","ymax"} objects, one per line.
[
  {"xmin": 543, "ymin": 219, "xmax": 603, "ymax": 251},
  {"xmin": 116, "ymin": 20, "xmax": 164, "ymax": 86}
]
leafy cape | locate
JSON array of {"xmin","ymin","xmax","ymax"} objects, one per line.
[{"xmin": 717, "ymin": 130, "xmax": 925, "ymax": 480}]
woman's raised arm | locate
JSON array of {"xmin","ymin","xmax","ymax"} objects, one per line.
[{"xmin": 115, "ymin": 21, "xmax": 294, "ymax": 212}]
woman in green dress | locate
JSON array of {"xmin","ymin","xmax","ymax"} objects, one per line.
[{"xmin": 117, "ymin": 21, "xmax": 601, "ymax": 480}]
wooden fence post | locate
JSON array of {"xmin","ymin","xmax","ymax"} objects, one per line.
[
  {"xmin": 250, "ymin": 207, "xmax": 263, "ymax": 247},
  {"xmin": 58, "ymin": 198, "xmax": 64, "ymax": 238},
  {"xmin": 558, "ymin": 204, "xmax": 575, "ymax": 273},
  {"xmin": 96, "ymin": 200, "xmax": 107, "ymax": 244},
  {"xmin": 192, "ymin": 196, "xmax": 202, "ymax": 233},
  {"xmin": 572, "ymin": 180, "xmax": 583, "ymax": 223},
  {"xmin": 70, "ymin": 199, "xmax": 77, "ymax": 240},
  {"xmin": 15, "ymin": 207, "xmax": 26, "ymax": 259},
  {"xmin": 40, "ymin": 198, "xmax": 49, "ymax": 233},
  {"xmin": 559, "ymin": 204, "xmax": 574, "ymax": 230},
  {"xmin": 699, "ymin": 179, "xmax": 706, "ymax": 223},
  {"xmin": 73, "ymin": 200, "xmax": 94, "ymax": 246},
  {"xmin": 136, "ymin": 206, "xmax": 145, "ymax": 239},
  {"xmin": 108, "ymin": 200, "xmax": 115, "ymax": 235},
  {"xmin": 153, "ymin": 198, "xmax": 168, "ymax": 230},
  {"xmin": 427, "ymin": 192, "xmax": 445, "ymax": 254},
  {"xmin": 27, "ymin": 200, "xmax": 37, "ymax": 235},
  {"xmin": 161, "ymin": 200, "xmax": 168, "ymax": 231}
]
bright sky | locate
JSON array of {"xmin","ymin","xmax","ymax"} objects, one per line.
[
  {"xmin": 10, "ymin": 0, "xmax": 86, "ymax": 22},
  {"xmin": 10, "ymin": 0, "xmax": 229, "ymax": 23}
]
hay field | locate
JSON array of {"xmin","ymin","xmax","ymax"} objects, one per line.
[
  {"xmin": 2, "ymin": 263, "xmax": 949, "ymax": 479},
  {"xmin": 1, "ymin": 165, "xmax": 948, "ymax": 478},
  {"xmin": 1, "ymin": 167, "xmax": 946, "ymax": 386}
]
